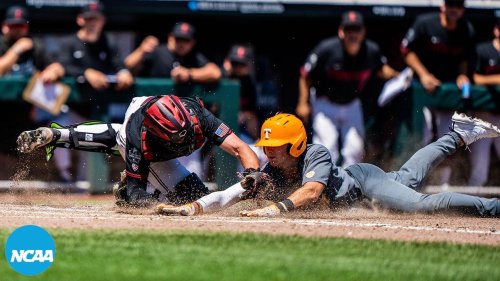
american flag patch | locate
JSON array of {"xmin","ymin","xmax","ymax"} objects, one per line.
[{"xmin": 215, "ymin": 123, "xmax": 231, "ymax": 137}]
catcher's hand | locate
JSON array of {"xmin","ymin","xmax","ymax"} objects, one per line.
[
  {"xmin": 239, "ymin": 204, "xmax": 280, "ymax": 217},
  {"xmin": 156, "ymin": 203, "xmax": 198, "ymax": 216}
]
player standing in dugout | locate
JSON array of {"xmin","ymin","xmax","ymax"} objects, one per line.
[{"xmin": 296, "ymin": 10, "xmax": 398, "ymax": 168}]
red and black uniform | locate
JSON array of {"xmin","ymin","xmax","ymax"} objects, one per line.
[
  {"xmin": 222, "ymin": 69, "xmax": 257, "ymax": 112},
  {"xmin": 124, "ymin": 96, "xmax": 233, "ymax": 194},
  {"xmin": 475, "ymin": 41, "xmax": 500, "ymax": 76},
  {"xmin": 57, "ymin": 33, "xmax": 131, "ymax": 117},
  {"xmin": 401, "ymin": 12, "xmax": 475, "ymax": 81},
  {"xmin": 58, "ymin": 33, "xmax": 127, "ymax": 82},
  {"xmin": 474, "ymin": 40, "xmax": 500, "ymax": 111},
  {"xmin": 136, "ymin": 45, "xmax": 210, "ymax": 78},
  {"xmin": 301, "ymin": 37, "xmax": 386, "ymax": 104}
]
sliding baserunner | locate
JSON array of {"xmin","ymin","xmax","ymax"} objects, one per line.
[{"xmin": 159, "ymin": 113, "xmax": 500, "ymax": 217}]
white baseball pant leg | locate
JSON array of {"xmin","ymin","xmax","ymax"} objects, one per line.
[
  {"xmin": 312, "ymin": 97, "xmax": 364, "ymax": 167},
  {"xmin": 468, "ymin": 112, "xmax": 500, "ymax": 186},
  {"xmin": 431, "ymin": 109, "xmax": 455, "ymax": 185}
]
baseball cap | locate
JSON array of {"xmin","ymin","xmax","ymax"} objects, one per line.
[
  {"xmin": 4, "ymin": 6, "xmax": 28, "ymax": 25},
  {"xmin": 228, "ymin": 45, "xmax": 254, "ymax": 65},
  {"xmin": 444, "ymin": 0, "xmax": 465, "ymax": 7},
  {"xmin": 172, "ymin": 22, "xmax": 195, "ymax": 40},
  {"xmin": 80, "ymin": 1, "xmax": 104, "ymax": 18},
  {"xmin": 340, "ymin": 11, "xmax": 364, "ymax": 28}
]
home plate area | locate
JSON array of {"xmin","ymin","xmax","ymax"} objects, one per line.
[{"xmin": 0, "ymin": 193, "xmax": 498, "ymax": 246}]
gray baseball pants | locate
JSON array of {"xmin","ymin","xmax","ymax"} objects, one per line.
[{"xmin": 346, "ymin": 133, "xmax": 500, "ymax": 216}]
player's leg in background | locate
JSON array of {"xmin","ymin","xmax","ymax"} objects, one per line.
[
  {"xmin": 468, "ymin": 111, "xmax": 498, "ymax": 186},
  {"xmin": 52, "ymin": 110, "xmax": 87, "ymax": 182},
  {"xmin": 386, "ymin": 132, "xmax": 461, "ymax": 190},
  {"xmin": 468, "ymin": 138, "xmax": 492, "ymax": 186},
  {"xmin": 339, "ymin": 98, "xmax": 364, "ymax": 168},
  {"xmin": 312, "ymin": 97, "xmax": 340, "ymax": 163},
  {"xmin": 421, "ymin": 107, "xmax": 435, "ymax": 145},
  {"xmin": 346, "ymin": 163, "xmax": 500, "ymax": 216},
  {"xmin": 432, "ymin": 109, "xmax": 456, "ymax": 186},
  {"xmin": 178, "ymin": 151, "xmax": 205, "ymax": 181}
]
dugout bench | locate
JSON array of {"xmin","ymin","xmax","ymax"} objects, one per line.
[{"xmin": 0, "ymin": 77, "xmax": 240, "ymax": 193}]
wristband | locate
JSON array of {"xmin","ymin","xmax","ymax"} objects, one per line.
[
  {"xmin": 276, "ymin": 199, "xmax": 295, "ymax": 212},
  {"xmin": 278, "ymin": 199, "xmax": 295, "ymax": 212},
  {"xmin": 274, "ymin": 202, "xmax": 286, "ymax": 213}
]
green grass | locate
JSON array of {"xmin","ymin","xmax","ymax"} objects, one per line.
[{"xmin": 1, "ymin": 228, "xmax": 499, "ymax": 281}]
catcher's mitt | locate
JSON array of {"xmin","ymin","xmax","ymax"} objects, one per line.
[{"xmin": 239, "ymin": 168, "xmax": 275, "ymax": 200}]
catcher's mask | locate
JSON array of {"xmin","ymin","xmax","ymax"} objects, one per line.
[
  {"xmin": 144, "ymin": 95, "xmax": 193, "ymax": 143},
  {"xmin": 255, "ymin": 113, "xmax": 307, "ymax": 157}
]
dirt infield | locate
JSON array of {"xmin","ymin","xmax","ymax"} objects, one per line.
[{"xmin": 0, "ymin": 192, "xmax": 498, "ymax": 246}]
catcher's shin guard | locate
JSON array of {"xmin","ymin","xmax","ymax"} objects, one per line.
[
  {"xmin": 174, "ymin": 173, "xmax": 210, "ymax": 204},
  {"xmin": 46, "ymin": 121, "xmax": 121, "ymax": 160}
]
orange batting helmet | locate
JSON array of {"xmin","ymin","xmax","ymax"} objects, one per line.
[{"xmin": 255, "ymin": 113, "xmax": 307, "ymax": 157}]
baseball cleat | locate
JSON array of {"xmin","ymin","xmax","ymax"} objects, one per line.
[
  {"xmin": 451, "ymin": 112, "xmax": 500, "ymax": 146},
  {"xmin": 17, "ymin": 127, "xmax": 59, "ymax": 153}
]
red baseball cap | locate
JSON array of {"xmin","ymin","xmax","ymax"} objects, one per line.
[
  {"xmin": 172, "ymin": 22, "xmax": 196, "ymax": 40},
  {"xmin": 4, "ymin": 6, "xmax": 28, "ymax": 25},
  {"xmin": 340, "ymin": 11, "xmax": 364, "ymax": 28}
]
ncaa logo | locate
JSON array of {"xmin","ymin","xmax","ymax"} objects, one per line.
[{"xmin": 4, "ymin": 225, "xmax": 56, "ymax": 276}]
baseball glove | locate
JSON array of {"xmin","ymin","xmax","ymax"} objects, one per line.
[{"xmin": 239, "ymin": 168, "xmax": 275, "ymax": 200}]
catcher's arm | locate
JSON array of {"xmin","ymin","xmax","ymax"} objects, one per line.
[
  {"xmin": 219, "ymin": 133, "xmax": 260, "ymax": 171},
  {"xmin": 158, "ymin": 182, "xmax": 245, "ymax": 216},
  {"xmin": 240, "ymin": 181, "xmax": 325, "ymax": 217}
]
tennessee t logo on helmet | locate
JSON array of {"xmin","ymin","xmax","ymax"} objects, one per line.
[
  {"xmin": 263, "ymin": 128, "xmax": 272, "ymax": 139},
  {"xmin": 255, "ymin": 113, "xmax": 307, "ymax": 157}
]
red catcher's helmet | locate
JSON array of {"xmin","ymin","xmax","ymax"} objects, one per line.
[{"xmin": 144, "ymin": 95, "xmax": 193, "ymax": 143}]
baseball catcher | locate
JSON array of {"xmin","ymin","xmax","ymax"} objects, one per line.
[
  {"xmin": 159, "ymin": 112, "xmax": 500, "ymax": 217},
  {"xmin": 17, "ymin": 95, "xmax": 260, "ymax": 207}
]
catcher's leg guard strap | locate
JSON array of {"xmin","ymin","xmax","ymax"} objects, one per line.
[
  {"xmin": 174, "ymin": 173, "xmax": 209, "ymax": 204},
  {"xmin": 69, "ymin": 127, "xmax": 79, "ymax": 148},
  {"xmin": 54, "ymin": 122, "xmax": 119, "ymax": 154}
]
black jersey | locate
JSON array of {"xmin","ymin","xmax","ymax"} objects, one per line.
[
  {"xmin": 222, "ymin": 70, "xmax": 257, "ymax": 111},
  {"xmin": 124, "ymin": 96, "xmax": 233, "ymax": 188},
  {"xmin": 0, "ymin": 36, "xmax": 54, "ymax": 76},
  {"xmin": 57, "ymin": 33, "xmax": 126, "ymax": 80},
  {"xmin": 137, "ymin": 44, "xmax": 210, "ymax": 78},
  {"xmin": 474, "ymin": 41, "xmax": 500, "ymax": 113},
  {"xmin": 300, "ymin": 37, "xmax": 385, "ymax": 104},
  {"xmin": 475, "ymin": 41, "xmax": 500, "ymax": 75},
  {"xmin": 401, "ymin": 12, "xmax": 475, "ymax": 81},
  {"xmin": 258, "ymin": 144, "xmax": 356, "ymax": 206}
]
